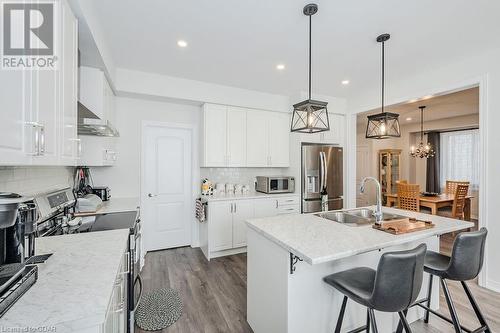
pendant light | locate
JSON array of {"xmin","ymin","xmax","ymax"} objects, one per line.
[
  {"xmin": 365, "ymin": 34, "xmax": 401, "ymax": 139},
  {"xmin": 290, "ymin": 3, "xmax": 330, "ymax": 133},
  {"xmin": 410, "ymin": 106, "xmax": 435, "ymax": 158}
]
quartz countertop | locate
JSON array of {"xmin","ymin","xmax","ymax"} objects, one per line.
[
  {"xmin": 97, "ymin": 197, "xmax": 139, "ymax": 214},
  {"xmin": 200, "ymin": 191, "xmax": 299, "ymax": 202},
  {"xmin": 246, "ymin": 206, "xmax": 474, "ymax": 265},
  {"xmin": 0, "ymin": 229, "xmax": 130, "ymax": 332}
]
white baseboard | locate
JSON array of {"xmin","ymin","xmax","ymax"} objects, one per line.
[{"xmin": 486, "ymin": 279, "xmax": 500, "ymax": 293}]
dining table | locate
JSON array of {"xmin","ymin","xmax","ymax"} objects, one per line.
[{"xmin": 384, "ymin": 193, "xmax": 473, "ymax": 220}]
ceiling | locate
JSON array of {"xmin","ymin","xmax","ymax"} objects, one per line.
[
  {"xmin": 86, "ymin": 0, "xmax": 500, "ymax": 98},
  {"xmin": 357, "ymin": 87, "xmax": 479, "ymax": 125}
]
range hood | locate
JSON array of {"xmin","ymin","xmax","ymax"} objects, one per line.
[{"xmin": 77, "ymin": 102, "xmax": 119, "ymax": 137}]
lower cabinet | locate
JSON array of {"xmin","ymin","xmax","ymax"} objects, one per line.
[
  {"xmin": 103, "ymin": 251, "xmax": 129, "ymax": 333},
  {"xmin": 202, "ymin": 196, "xmax": 300, "ymax": 260}
]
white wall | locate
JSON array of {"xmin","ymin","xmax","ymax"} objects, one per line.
[
  {"xmin": 348, "ymin": 46, "xmax": 500, "ymax": 292},
  {"xmin": 90, "ymin": 97, "xmax": 201, "ymax": 198},
  {"xmin": 0, "ymin": 167, "xmax": 73, "ymax": 196}
]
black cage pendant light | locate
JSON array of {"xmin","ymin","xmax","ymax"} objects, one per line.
[
  {"xmin": 365, "ymin": 34, "xmax": 401, "ymax": 139},
  {"xmin": 410, "ymin": 106, "xmax": 435, "ymax": 158},
  {"xmin": 290, "ymin": 3, "xmax": 330, "ymax": 133}
]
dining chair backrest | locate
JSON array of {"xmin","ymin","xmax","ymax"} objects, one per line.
[
  {"xmin": 396, "ymin": 180, "xmax": 408, "ymax": 184},
  {"xmin": 397, "ymin": 183, "xmax": 420, "ymax": 212},
  {"xmin": 445, "ymin": 180, "xmax": 470, "ymax": 196},
  {"xmin": 452, "ymin": 184, "xmax": 469, "ymax": 220}
]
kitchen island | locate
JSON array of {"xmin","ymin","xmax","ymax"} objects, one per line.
[{"xmin": 246, "ymin": 206, "xmax": 473, "ymax": 333}]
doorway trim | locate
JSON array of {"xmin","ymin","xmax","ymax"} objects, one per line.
[
  {"xmin": 348, "ymin": 74, "xmax": 490, "ymax": 289},
  {"xmin": 140, "ymin": 120, "xmax": 200, "ymax": 255}
]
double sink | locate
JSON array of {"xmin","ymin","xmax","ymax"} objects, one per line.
[{"xmin": 315, "ymin": 208, "xmax": 407, "ymax": 227}]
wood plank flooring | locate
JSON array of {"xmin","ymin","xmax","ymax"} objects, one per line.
[{"xmin": 137, "ymin": 246, "xmax": 499, "ymax": 333}]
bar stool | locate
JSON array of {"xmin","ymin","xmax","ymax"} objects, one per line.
[
  {"xmin": 323, "ymin": 244, "xmax": 427, "ymax": 333},
  {"xmin": 411, "ymin": 228, "xmax": 490, "ymax": 333}
]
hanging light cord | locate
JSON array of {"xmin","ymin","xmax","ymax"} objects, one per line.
[
  {"xmin": 381, "ymin": 40, "xmax": 385, "ymax": 114},
  {"xmin": 308, "ymin": 14, "xmax": 312, "ymax": 100},
  {"xmin": 420, "ymin": 108, "xmax": 424, "ymax": 142}
]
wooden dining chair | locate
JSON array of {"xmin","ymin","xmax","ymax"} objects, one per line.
[
  {"xmin": 396, "ymin": 180, "xmax": 408, "ymax": 184},
  {"xmin": 451, "ymin": 184, "xmax": 470, "ymax": 220},
  {"xmin": 445, "ymin": 180, "xmax": 470, "ymax": 196},
  {"xmin": 397, "ymin": 183, "xmax": 421, "ymax": 212}
]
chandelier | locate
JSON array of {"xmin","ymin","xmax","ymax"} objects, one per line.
[{"xmin": 410, "ymin": 106, "xmax": 435, "ymax": 158}]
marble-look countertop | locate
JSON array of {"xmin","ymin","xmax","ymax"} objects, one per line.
[
  {"xmin": 200, "ymin": 191, "xmax": 299, "ymax": 202},
  {"xmin": 97, "ymin": 197, "xmax": 139, "ymax": 214},
  {"xmin": 246, "ymin": 206, "xmax": 474, "ymax": 265},
  {"xmin": 0, "ymin": 229, "xmax": 130, "ymax": 332}
]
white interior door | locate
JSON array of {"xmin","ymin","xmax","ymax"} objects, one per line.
[
  {"xmin": 356, "ymin": 145, "xmax": 371, "ymax": 207},
  {"xmin": 143, "ymin": 124, "xmax": 193, "ymax": 251}
]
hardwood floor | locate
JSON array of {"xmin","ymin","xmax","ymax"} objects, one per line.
[{"xmin": 137, "ymin": 247, "xmax": 499, "ymax": 333}]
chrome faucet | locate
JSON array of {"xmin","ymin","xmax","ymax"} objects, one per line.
[{"xmin": 360, "ymin": 177, "xmax": 383, "ymax": 225}]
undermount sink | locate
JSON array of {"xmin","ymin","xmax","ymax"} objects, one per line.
[{"xmin": 315, "ymin": 209, "xmax": 408, "ymax": 227}]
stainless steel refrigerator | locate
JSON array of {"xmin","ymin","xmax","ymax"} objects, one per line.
[{"xmin": 301, "ymin": 143, "xmax": 343, "ymax": 213}]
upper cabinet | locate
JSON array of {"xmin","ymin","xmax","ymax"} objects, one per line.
[
  {"xmin": 201, "ymin": 103, "xmax": 289, "ymax": 168},
  {"xmin": 292, "ymin": 113, "xmax": 346, "ymax": 146},
  {"xmin": 79, "ymin": 66, "xmax": 116, "ymax": 123},
  {"xmin": 247, "ymin": 111, "xmax": 289, "ymax": 167},
  {"xmin": 0, "ymin": 0, "xmax": 78, "ymax": 166}
]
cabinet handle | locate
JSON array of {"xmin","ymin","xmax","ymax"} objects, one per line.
[
  {"xmin": 276, "ymin": 200, "xmax": 278, "ymax": 209},
  {"xmin": 234, "ymin": 203, "xmax": 237, "ymax": 213},
  {"xmin": 39, "ymin": 125, "xmax": 45, "ymax": 155},
  {"xmin": 230, "ymin": 203, "xmax": 233, "ymax": 213},
  {"xmin": 25, "ymin": 122, "xmax": 43, "ymax": 156},
  {"xmin": 122, "ymin": 252, "xmax": 130, "ymax": 274}
]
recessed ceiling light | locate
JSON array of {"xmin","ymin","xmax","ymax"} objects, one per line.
[
  {"xmin": 341, "ymin": 80, "xmax": 350, "ymax": 85},
  {"xmin": 276, "ymin": 64, "xmax": 285, "ymax": 70},
  {"xmin": 406, "ymin": 117, "xmax": 412, "ymax": 121},
  {"xmin": 177, "ymin": 40, "xmax": 188, "ymax": 48}
]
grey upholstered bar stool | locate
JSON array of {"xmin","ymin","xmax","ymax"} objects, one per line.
[
  {"xmin": 408, "ymin": 228, "xmax": 490, "ymax": 333},
  {"xmin": 323, "ymin": 244, "xmax": 427, "ymax": 333}
]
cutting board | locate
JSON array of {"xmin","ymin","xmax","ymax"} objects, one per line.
[{"xmin": 373, "ymin": 217, "xmax": 435, "ymax": 235}]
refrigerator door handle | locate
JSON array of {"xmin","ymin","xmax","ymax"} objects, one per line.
[{"xmin": 319, "ymin": 151, "xmax": 326, "ymax": 193}]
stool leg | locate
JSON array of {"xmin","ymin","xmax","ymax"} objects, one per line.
[
  {"xmin": 395, "ymin": 309, "xmax": 408, "ymax": 333},
  {"xmin": 368, "ymin": 309, "xmax": 378, "ymax": 333},
  {"xmin": 335, "ymin": 296, "xmax": 348, "ymax": 333},
  {"xmin": 440, "ymin": 278, "xmax": 461, "ymax": 333},
  {"xmin": 366, "ymin": 309, "xmax": 370, "ymax": 333},
  {"xmin": 398, "ymin": 311, "xmax": 412, "ymax": 333},
  {"xmin": 461, "ymin": 281, "xmax": 491, "ymax": 333},
  {"xmin": 424, "ymin": 274, "xmax": 434, "ymax": 323}
]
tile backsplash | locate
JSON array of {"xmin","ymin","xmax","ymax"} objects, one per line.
[
  {"xmin": 200, "ymin": 167, "xmax": 289, "ymax": 188},
  {"xmin": 0, "ymin": 166, "xmax": 74, "ymax": 196}
]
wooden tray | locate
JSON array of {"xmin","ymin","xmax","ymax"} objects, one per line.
[{"xmin": 373, "ymin": 217, "xmax": 435, "ymax": 235}]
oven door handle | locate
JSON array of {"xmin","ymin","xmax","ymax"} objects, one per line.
[{"xmin": 133, "ymin": 274, "xmax": 143, "ymax": 312}]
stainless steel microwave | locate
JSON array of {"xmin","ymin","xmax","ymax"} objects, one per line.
[{"xmin": 256, "ymin": 176, "xmax": 295, "ymax": 194}]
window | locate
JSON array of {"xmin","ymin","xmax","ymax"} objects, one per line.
[{"xmin": 440, "ymin": 129, "xmax": 480, "ymax": 191}]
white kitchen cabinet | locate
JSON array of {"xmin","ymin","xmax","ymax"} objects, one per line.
[
  {"xmin": 202, "ymin": 104, "xmax": 247, "ymax": 167},
  {"xmin": 201, "ymin": 195, "xmax": 299, "ymax": 260},
  {"xmin": 202, "ymin": 104, "xmax": 227, "ymax": 166},
  {"xmin": 103, "ymin": 251, "xmax": 128, "ymax": 333},
  {"xmin": 59, "ymin": 0, "xmax": 79, "ymax": 165},
  {"xmin": 78, "ymin": 136, "xmax": 117, "ymax": 166},
  {"xmin": 209, "ymin": 201, "xmax": 235, "ymax": 251},
  {"xmin": 0, "ymin": 71, "xmax": 32, "ymax": 165},
  {"xmin": 0, "ymin": 0, "xmax": 78, "ymax": 166},
  {"xmin": 232, "ymin": 200, "xmax": 254, "ymax": 247},
  {"xmin": 268, "ymin": 112, "xmax": 290, "ymax": 167},
  {"xmin": 295, "ymin": 113, "xmax": 346, "ymax": 146},
  {"xmin": 246, "ymin": 110, "xmax": 290, "ymax": 167},
  {"xmin": 246, "ymin": 110, "xmax": 269, "ymax": 167},
  {"xmin": 227, "ymin": 107, "xmax": 247, "ymax": 167},
  {"xmin": 79, "ymin": 67, "xmax": 112, "ymax": 121}
]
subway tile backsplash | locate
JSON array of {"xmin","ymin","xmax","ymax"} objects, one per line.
[
  {"xmin": 200, "ymin": 167, "xmax": 289, "ymax": 187},
  {"xmin": 0, "ymin": 166, "xmax": 74, "ymax": 196}
]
